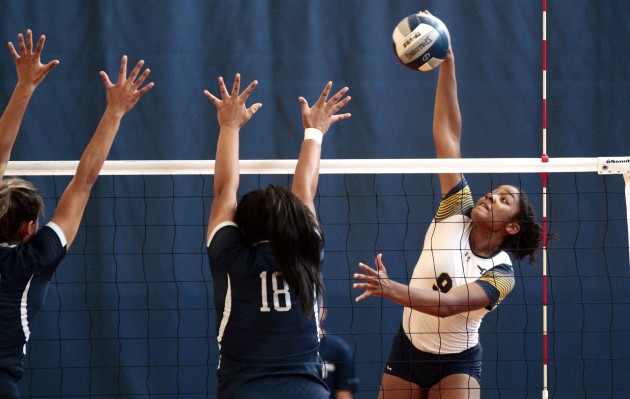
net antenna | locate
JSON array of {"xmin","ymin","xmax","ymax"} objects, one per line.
[{"xmin": 542, "ymin": 2, "xmax": 549, "ymax": 396}]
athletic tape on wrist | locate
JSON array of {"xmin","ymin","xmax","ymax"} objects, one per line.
[{"xmin": 304, "ymin": 128, "xmax": 323, "ymax": 144}]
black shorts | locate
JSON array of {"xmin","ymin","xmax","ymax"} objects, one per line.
[{"xmin": 384, "ymin": 326, "xmax": 482, "ymax": 391}]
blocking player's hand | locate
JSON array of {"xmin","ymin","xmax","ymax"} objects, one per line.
[
  {"xmin": 8, "ymin": 29, "xmax": 59, "ymax": 88},
  {"xmin": 299, "ymin": 81, "xmax": 351, "ymax": 136},
  {"xmin": 204, "ymin": 73, "xmax": 262, "ymax": 129}
]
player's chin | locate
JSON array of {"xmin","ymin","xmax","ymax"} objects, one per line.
[
  {"xmin": 470, "ymin": 206, "xmax": 493, "ymax": 224},
  {"xmin": 470, "ymin": 205, "xmax": 484, "ymax": 219}
]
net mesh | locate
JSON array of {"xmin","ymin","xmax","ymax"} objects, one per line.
[{"xmin": 8, "ymin": 159, "xmax": 630, "ymax": 398}]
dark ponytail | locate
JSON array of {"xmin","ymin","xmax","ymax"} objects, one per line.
[{"xmin": 236, "ymin": 184, "xmax": 324, "ymax": 316}]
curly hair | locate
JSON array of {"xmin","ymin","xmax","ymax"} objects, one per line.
[{"xmin": 500, "ymin": 188, "xmax": 544, "ymax": 264}]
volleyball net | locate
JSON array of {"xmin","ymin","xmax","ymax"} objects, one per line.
[{"xmin": 8, "ymin": 157, "xmax": 630, "ymax": 399}]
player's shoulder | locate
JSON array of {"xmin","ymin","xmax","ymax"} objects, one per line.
[
  {"xmin": 436, "ymin": 178, "xmax": 474, "ymax": 221},
  {"xmin": 207, "ymin": 221, "xmax": 240, "ymax": 247}
]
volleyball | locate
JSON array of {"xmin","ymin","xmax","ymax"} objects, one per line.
[{"xmin": 392, "ymin": 13, "xmax": 451, "ymax": 72}]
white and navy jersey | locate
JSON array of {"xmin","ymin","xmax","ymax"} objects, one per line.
[
  {"xmin": 0, "ymin": 222, "xmax": 67, "ymax": 379},
  {"xmin": 402, "ymin": 179, "xmax": 515, "ymax": 354},
  {"xmin": 207, "ymin": 222, "xmax": 326, "ymax": 396}
]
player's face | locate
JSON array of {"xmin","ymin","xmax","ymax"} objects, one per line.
[{"xmin": 471, "ymin": 185, "xmax": 521, "ymax": 226}]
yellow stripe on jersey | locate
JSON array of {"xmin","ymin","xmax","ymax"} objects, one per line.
[
  {"xmin": 478, "ymin": 267, "xmax": 515, "ymax": 302},
  {"xmin": 435, "ymin": 184, "xmax": 474, "ymax": 222}
]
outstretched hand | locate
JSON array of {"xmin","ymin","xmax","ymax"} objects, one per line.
[
  {"xmin": 300, "ymin": 82, "xmax": 351, "ymax": 135},
  {"xmin": 100, "ymin": 56, "xmax": 154, "ymax": 118},
  {"xmin": 353, "ymin": 253, "xmax": 391, "ymax": 302},
  {"xmin": 8, "ymin": 29, "xmax": 59, "ymax": 88},
  {"xmin": 204, "ymin": 73, "xmax": 262, "ymax": 129},
  {"xmin": 418, "ymin": 10, "xmax": 453, "ymax": 55}
]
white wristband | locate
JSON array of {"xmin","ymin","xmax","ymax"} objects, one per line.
[{"xmin": 304, "ymin": 128, "xmax": 323, "ymax": 144}]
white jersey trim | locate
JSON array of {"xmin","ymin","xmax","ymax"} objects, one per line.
[
  {"xmin": 216, "ymin": 274, "xmax": 232, "ymax": 349},
  {"xmin": 20, "ymin": 275, "xmax": 34, "ymax": 354},
  {"xmin": 207, "ymin": 221, "xmax": 238, "ymax": 247},
  {"xmin": 46, "ymin": 221, "xmax": 67, "ymax": 248}
]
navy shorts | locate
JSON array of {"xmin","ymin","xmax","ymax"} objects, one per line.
[
  {"xmin": 218, "ymin": 374, "xmax": 329, "ymax": 399},
  {"xmin": 217, "ymin": 353, "xmax": 329, "ymax": 399},
  {"xmin": 384, "ymin": 326, "xmax": 482, "ymax": 391},
  {"xmin": 0, "ymin": 369, "xmax": 19, "ymax": 399}
]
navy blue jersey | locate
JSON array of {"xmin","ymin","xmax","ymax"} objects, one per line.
[
  {"xmin": 319, "ymin": 334, "xmax": 359, "ymax": 398},
  {"xmin": 207, "ymin": 222, "xmax": 328, "ymax": 398},
  {"xmin": 0, "ymin": 223, "xmax": 66, "ymax": 380}
]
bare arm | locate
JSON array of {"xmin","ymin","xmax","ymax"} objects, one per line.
[
  {"xmin": 335, "ymin": 391, "xmax": 354, "ymax": 399},
  {"xmin": 51, "ymin": 56, "xmax": 153, "ymax": 249},
  {"xmin": 0, "ymin": 30, "xmax": 59, "ymax": 179},
  {"xmin": 353, "ymin": 254, "xmax": 490, "ymax": 317},
  {"xmin": 292, "ymin": 82, "xmax": 351, "ymax": 216},
  {"xmin": 432, "ymin": 48, "xmax": 463, "ymax": 197},
  {"xmin": 204, "ymin": 74, "xmax": 261, "ymax": 242}
]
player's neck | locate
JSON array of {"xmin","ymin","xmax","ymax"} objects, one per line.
[{"xmin": 469, "ymin": 229, "xmax": 501, "ymax": 258}]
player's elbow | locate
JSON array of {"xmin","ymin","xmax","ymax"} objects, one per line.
[
  {"xmin": 410, "ymin": 305, "xmax": 455, "ymax": 318},
  {"xmin": 436, "ymin": 307, "xmax": 460, "ymax": 318},
  {"xmin": 70, "ymin": 173, "xmax": 98, "ymax": 192},
  {"xmin": 438, "ymin": 301, "xmax": 488, "ymax": 318},
  {"xmin": 213, "ymin": 180, "xmax": 238, "ymax": 199}
]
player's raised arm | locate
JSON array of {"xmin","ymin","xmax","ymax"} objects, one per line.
[
  {"xmin": 0, "ymin": 29, "xmax": 59, "ymax": 179},
  {"xmin": 432, "ymin": 48, "xmax": 462, "ymax": 197},
  {"xmin": 204, "ymin": 74, "xmax": 261, "ymax": 241},
  {"xmin": 292, "ymin": 81, "xmax": 351, "ymax": 217},
  {"xmin": 51, "ymin": 56, "xmax": 153, "ymax": 249}
]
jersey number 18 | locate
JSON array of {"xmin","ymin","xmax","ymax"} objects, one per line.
[{"xmin": 259, "ymin": 271, "xmax": 292, "ymax": 312}]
